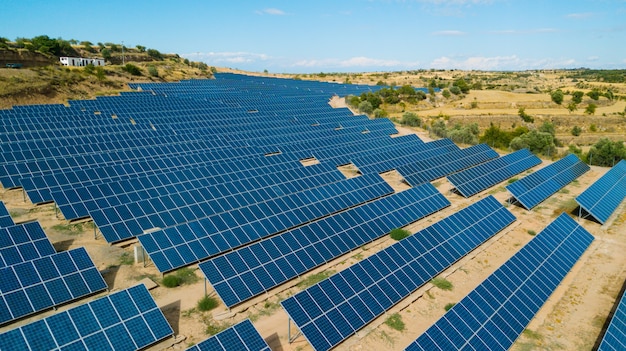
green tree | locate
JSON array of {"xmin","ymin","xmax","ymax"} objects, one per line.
[
  {"xmin": 586, "ymin": 89, "xmax": 601, "ymax": 100},
  {"xmin": 430, "ymin": 119, "xmax": 447, "ymax": 138},
  {"xmin": 587, "ymin": 138, "xmax": 626, "ymax": 166},
  {"xmin": 101, "ymin": 48, "xmax": 111, "ymax": 60},
  {"xmin": 538, "ymin": 121, "xmax": 555, "ymax": 136},
  {"xmin": 442, "ymin": 89, "xmax": 451, "ymax": 99},
  {"xmin": 95, "ymin": 67, "xmax": 106, "ymax": 81},
  {"xmin": 136, "ymin": 45, "xmax": 146, "ymax": 52},
  {"xmin": 567, "ymin": 102, "xmax": 578, "ymax": 113},
  {"xmin": 453, "ymin": 78, "xmax": 470, "ymax": 94},
  {"xmin": 449, "ymin": 86, "xmax": 462, "ymax": 95},
  {"xmin": 571, "ymin": 126, "xmax": 582, "ymax": 136},
  {"xmin": 122, "ymin": 63, "xmax": 142, "ymax": 76},
  {"xmin": 148, "ymin": 65, "xmax": 159, "ymax": 77},
  {"xmin": 518, "ymin": 107, "xmax": 534, "ymax": 123},
  {"xmin": 397, "ymin": 84, "xmax": 417, "ymax": 97},
  {"xmin": 373, "ymin": 108, "xmax": 388, "ymax": 118},
  {"xmin": 147, "ymin": 48, "xmax": 163, "ymax": 60},
  {"xmin": 109, "ymin": 43, "xmax": 120, "ymax": 52},
  {"xmin": 358, "ymin": 101, "xmax": 373, "ymax": 114},
  {"xmin": 585, "ymin": 103, "xmax": 597, "ymax": 115},
  {"xmin": 510, "ymin": 130, "xmax": 556, "ymax": 156},
  {"xmin": 400, "ymin": 112, "xmax": 421, "ymax": 127},
  {"xmin": 551, "ymin": 89, "xmax": 564, "ymax": 105},
  {"xmin": 447, "ymin": 123, "xmax": 479, "ymax": 145},
  {"xmin": 572, "ymin": 91, "xmax": 584, "ymax": 104},
  {"xmin": 604, "ymin": 90, "xmax": 614, "ymax": 101}
]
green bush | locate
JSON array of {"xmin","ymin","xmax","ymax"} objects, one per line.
[
  {"xmin": 123, "ymin": 63, "xmax": 142, "ymax": 76},
  {"xmin": 358, "ymin": 101, "xmax": 373, "ymax": 114},
  {"xmin": 162, "ymin": 275, "xmax": 181, "ymax": 288},
  {"xmin": 400, "ymin": 112, "xmax": 421, "ymax": 127},
  {"xmin": 148, "ymin": 65, "xmax": 158, "ymax": 77},
  {"xmin": 384, "ymin": 313, "xmax": 405, "ymax": 331},
  {"xmin": 444, "ymin": 303, "xmax": 456, "ymax": 311},
  {"xmin": 527, "ymin": 230, "xmax": 537, "ymax": 236},
  {"xmin": 431, "ymin": 277, "xmax": 453, "ymax": 291},
  {"xmin": 571, "ymin": 126, "xmax": 582, "ymax": 136},
  {"xmin": 198, "ymin": 296, "xmax": 219, "ymax": 311},
  {"xmin": 390, "ymin": 228, "xmax": 411, "ymax": 241}
]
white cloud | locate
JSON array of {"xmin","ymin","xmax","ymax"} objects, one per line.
[
  {"xmin": 292, "ymin": 56, "xmax": 419, "ymax": 69},
  {"xmin": 566, "ymin": 12, "xmax": 594, "ymax": 19},
  {"xmin": 183, "ymin": 52, "xmax": 270, "ymax": 64},
  {"xmin": 432, "ymin": 30, "xmax": 466, "ymax": 36},
  {"xmin": 429, "ymin": 55, "xmax": 577, "ymax": 70},
  {"xmin": 256, "ymin": 8, "xmax": 286, "ymax": 15},
  {"xmin": 587, "ymin": 56, "xmax": 600, "ymax": 62}
]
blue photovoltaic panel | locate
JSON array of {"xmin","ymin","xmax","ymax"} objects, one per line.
[
  {"xmin": 576, "ymin": 159, "xmax": 626, "ymax": 224},
  {"xmin": 398, "ymin": 144, "xmax": 499, "ymax": 187},
  {"xmin": 0, "ymin": 284, "xmax": 173, "ymax": 351},
  {"xmin": 185, "ymin": 319, "xmax": 271, "ymax": 351},
  {"xmin": 507, "ymin": 154, "xmax": 590, "ymax": 210},
  {"xmin": 405, "ymin": 213, "xmax": 594, "ymax": 351},
  {"xmin": 0, "ymin": 202, "xmax": 14, "ymax": 228},
  {"xmin": 0, "ymin": 221, "xmax": 56, "ymax": 268},
  {"xmin": 598, "ymin": 289, "xmax": 626, "ymax": 351},
  {"xmin": 281, "ymin": 196, "xmax": 515, "ymax": 351},
  {"xmin": 139, "ymin": 173, "xmax": 393, "ymax": 272},
  {"xmin": 200, "ymin": 183, "xmax": 451, "ymax": 308},
  {"xmin": 0, "ymin": 247, "xmax": 107, "ymax": 325},
  {"xmin": 447, "ymin": 148, "xmax": 542, "ymax": 197}
]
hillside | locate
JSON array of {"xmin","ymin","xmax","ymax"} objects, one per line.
[{"xmin": 0, "ymin": 37, "xmax": 214, "ymax": 108}]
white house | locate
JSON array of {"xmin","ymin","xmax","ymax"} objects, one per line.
[{"xmin": 59, "ymin": 57, "xmax": 105, "ymax": 67}]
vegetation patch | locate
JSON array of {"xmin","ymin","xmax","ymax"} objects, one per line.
[
  {"xmin": 161, "ymin": 267, "xmax": 199, "ymax": 288},
  {"xmin": 527, "ymin": 229, "xmax": 537, "ymax": 236},
  {"xmin": 297, "ymin": 270, "xmax": 335, "ymax": 289},
  {"xmin": 390, "ymin": 228, "xmax": 411, "ymax": 241},
  {"xmin": 51, "ymin": 221, "xmax": 93, "ymax": 235},
  {"xmin": 444, "ymin": 303, "xmax": 456, "ymax": 311},
  {"xmin": 552, "ymin": 199, "xmax": 579, "ymax": 217},
  {"xmin": 522, "ymin": 329, "xmax": 543, "ymax": 340},
  {"xmin": 119, "ymin": 251, "xmax": 134, "ymax": 265},
  {"xmin": 384, "ymin": 313, "xmax": 405, "ymax": 332},
  {"xmin": 197, "ymin": 296, "xmax": 219, "ymax": 312},
  {"xmin": 431, "ymin": 277, "xmax": 453, "ymax": 291}
]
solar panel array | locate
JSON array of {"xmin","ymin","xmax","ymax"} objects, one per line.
[
  {"xmin": 200, "ymin": 183, "xmax": 451, "ymax": 308},
  {"xmin": 598, "ymin": 289, "xmax": 626, "ymax": 351},
  {"xmin": 0, "ymin": 221, "xmax": 56, "ymax": 268},
  {"xmin": 0, "ymin": 284, "xmax": 173, "ymax": 351},
  {"xmin": 0, "ymin": 247, "xmax": 107, "ymax": 325},
  {"xmin": 0, "ymin": 202, "xmax": 14, "ymax": 228},
  {"xmin": 576, "ymin": 159, "xmax": 626, "ymax": 224},
  {"xmin": 506, "ymin": 154, "xmax": 590, "ymax": 209},
  {"xmin": 405, "ymin": 213, "xmax": 594, "ymax": 351},
  {"xmin": 139, "ymin": 173, "xmax": 393, "ymax": 272},
  {"xmin": 281, "ymin": 196, "xmax": 515, "ymax": 351},
  {"xmin": 185, "ymin": 319, "xmax": 271, "ymax": 351},
  {"xmin": 398, "ymin": 144, "xmax": 499, "ymax": 187},
  {"xmin": 447, "ymin": 148, "xmax": 542, "ymax": 197}
]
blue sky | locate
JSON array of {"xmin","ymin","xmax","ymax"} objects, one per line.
[{"xmin": 2, "ymin": 0, "xmax": 625, "ymax": 72}]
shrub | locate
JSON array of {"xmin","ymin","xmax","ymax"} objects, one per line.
[
  {"xmin": 518, "ymin": 107, "xmax": 534, "ymax": 123},
  {"xmin": 162, "ymin": 275, "xmax": 181, "ymax": 288},
  {"xmin": 527, "ymin": 230, "xmax": 537, "ymax": 236},
  {"xmin": 373, "ymin": 108, "xmax": 388, "ymax": 118},
  {"xmin": 123, "ymin": 63, "xmax": 142, "ymax": 76},
  {"xmin": 431, "ymin": 277, "xmax": 453, "ymax": 291},
  {"xmin": 571, "ymin": 126, "xmax": 582, "ymax": 136},
  {"xmin": 358, "ymin": 101, "xmax": 373, "ymax": 114},
  {"xmin": 148, "ymin": 65, "xmax": 158, "ymax": 77},
  {"xmin": 384, "ymin": 313, "xmax": 405, "ymax": 331},
  {"xmin": 197, "ymin": 296, "xmax": 219, "ymax": 311},
  {"xmin": 390, "ymin": 228, "xmax": 411, "ymax": 241},
  {"xmin": 400, "ymin": 112, "xmax": 421, "ymax": 127},
  {"xmin": 442, "ymin": 89, "xmax": 451, "ymax": 99},
  {"xmin": 444, "ymin": 303, "xmax": 456, "ymax": 311},
  {"xmin": 147, "ymin": 48, "xmax": 163, "ymax": 60},
  {"xmin": 551, "ymin": 89, "xmax": 564, "ymax": 105},
  {"xmin": 585, "ymin": 103, "xmax": 597, "ymax": 115}
]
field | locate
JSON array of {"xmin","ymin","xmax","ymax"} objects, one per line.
[
  {"xmin": 0, "ymin": 68, "xmax": 625, "ymax": 350},
  {"xmin": 1, "ymin": 124, "xmax": 624, "ymax": 351}
]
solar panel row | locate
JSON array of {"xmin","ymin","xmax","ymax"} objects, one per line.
[
  {"xmin": 185, "ymin": 319, "xmax": 270, "ymax": 351},
  {"xmin": 597, "ymin": 288, "xmax": 626, "ymax": 351},
  {"xmin": 507, "ymin": 153, "xmax": 590, "ymax": 209},
  {"xmin": 405, "ymin": 213, "xmax": 594, "ymax": 351},
  {"xmin": 576, "ymin": 159, "xmax": 626, "ymax": 224},
  {"xmin": 0, "ymin": 284, "xmax": 173, "ymax": 351},
  {"xmin": 0, "ymin": 247, "xmax": 107, "ymax": 325},
  {"xmin": 0, "ymin": 221, "xmax": 56, "ymax": 269},
  {"xmin": 447, "ymin": 148, "xmax": 542, "ymax": 197},
  {"xmin": 281, "ymin": 196, "xmax": 515, "ymax": 351},
  {"xmin": 398, "ymin": 144, "xmax": 499, "ymax": 187},
  {"xmin": 200, "ymin": 183, "xmax": 451, "ymax": 308},
  {"xmin": 0, "ymin": 202, "xmax": 14, "ymax": 228},
  {"xmin": 139, "ymin": 173, "xmax": 394, "ymax": 271}
]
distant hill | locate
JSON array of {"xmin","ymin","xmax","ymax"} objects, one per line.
[{"xmin": 0, "ymin": 36, "xmax": 216, "ymax": 108}]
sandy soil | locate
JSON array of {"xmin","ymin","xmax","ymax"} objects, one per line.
[{"xmin": 0, "ymin": 120, "xmax": 624, "ymax": 351}]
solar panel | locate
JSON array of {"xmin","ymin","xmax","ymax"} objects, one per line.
[
  {"xmin": 398, "ymin": 144, "xmax": 499, "ymax": 187},
  {"xmin": 185, "ymin": 319, "xmax": 270, "ymax": 351},
  {"xmin": 0, "ymin": 202, "xmax": 14, "ymax": 228},
  {"xmin": 598, "ymin": 288, "xmax": 626, "ymax": 351},
  {"xmin": 200, "ymin": 183, "xmax": 451, "ymax": 308},
  {"xmin": 405, "ymin": 213, "xmax": 594, "ymax": 351},
  {"xmin": 447, "ymin": 148, "xmax": 542, "ymax": 197},
  {"xmin": 0, "ymin": 247, "xmax": 107, "ymax": 325},
  {"xmin": 281, "ymin": 196, "xmax": 515, "ymax": 351},
  {"xmin": 0, "ymin": 284, "xmax": 173, "ymax": 351},
  {"xmin": 139, "ymin": 173, "xmax": 393, "ymax": 272},
  {"xmin": 507, "ymin": 154, "xmax": 590, "ymax": 209},
  {"xmin": 576, "ymin": 159, "xmax": 626, "ymax": 224},
  {"xmin": 0, "ymin": 221, "xmax": 56, "ymax": 268}
]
